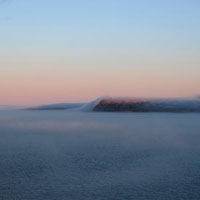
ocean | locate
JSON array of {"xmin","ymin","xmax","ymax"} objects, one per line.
[{"xmin": 0, "ymin": 109, "xmax": 200, "ymax": 199}]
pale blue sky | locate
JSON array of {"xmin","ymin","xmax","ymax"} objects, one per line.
[
  {"xmin": 0, "ymin": 0, "xmax": 200, "ymax": 104},
  {"xmin": 1, "ymin": 0, "xmax": 200, "ymax": 58}
]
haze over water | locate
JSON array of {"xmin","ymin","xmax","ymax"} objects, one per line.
[{"xmin": 1, "ymin": 109, "xmax": 200, "ymax": 200}]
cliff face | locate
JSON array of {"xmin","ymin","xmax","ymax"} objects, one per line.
[
  {"xmin": 93, "ymin": 98, "xmax": 200, "ymax": 112},
  {"xmin": 93, "ymin": 99, "xmax": 153, "ymax": 112}
]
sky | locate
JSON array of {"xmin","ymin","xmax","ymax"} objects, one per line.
[{"xmin": 0, "ymin": 0, "xmax": 200, "ymax": 105}]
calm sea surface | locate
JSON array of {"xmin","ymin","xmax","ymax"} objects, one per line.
[{"xmin": 0, "ymin": 110, "xmax": 200, "ymax": 200}]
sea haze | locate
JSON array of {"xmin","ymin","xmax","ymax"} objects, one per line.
[
  {"xmin": 0, "ymin": 109, "xmax": 200, "ymax": 200},
  {"xmin": 29, "ymin": 97, "xmax": 200, "ymax": 112}
]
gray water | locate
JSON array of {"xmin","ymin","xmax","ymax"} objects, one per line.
[{"xmin": 0, "ymin": 110, "xmax": 200, "ymax": 200}]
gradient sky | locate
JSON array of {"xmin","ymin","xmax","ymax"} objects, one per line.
[{"xmin": 0, "ymin": 0, "xmax": 200, "ymax": 105}]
